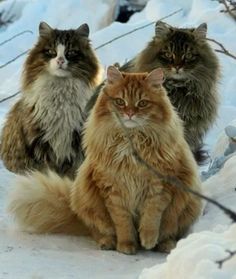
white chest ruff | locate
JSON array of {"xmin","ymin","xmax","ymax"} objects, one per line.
[{"xmin": 25, "ymin": 75, "xmax": 92, "ymax": 162}]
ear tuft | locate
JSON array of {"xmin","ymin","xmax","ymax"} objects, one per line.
[
  {"xmin": 39, "ymin": 22, "xmax": 53, "ymax": 37},
  {"xmin": 76, "ymin": 23, "xmax": 89, "ymax": 37},
  {"xmin": 106, "ymin": 66, "xmax": 124, "ymax": 84},
  {"xmin": 145, "ymin": 68, "xmax": 164, "ymax": 88},
  {"xmin": 155, "ymin": 21, "xmax": 171, "ymax": 38},
  {"xmin": 193, "ymin": 23, "xmax": 207, "ymax": 39}
]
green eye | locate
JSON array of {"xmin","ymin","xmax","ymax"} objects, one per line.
[
  {"xmin": 137, "ymin": 100, "xmax": 149, "ymax": 108},
  {"xmin": 185, "ymin": 52, "xmax": 193, "ymax": 60},
  {"xmin": 114, "ymin": 98, "xmax": 125, "ymax": 106}
]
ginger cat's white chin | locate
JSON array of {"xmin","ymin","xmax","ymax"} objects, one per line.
[{"xmin": 123, "ymin": 119, "xmax": 140, "ymax": 128}]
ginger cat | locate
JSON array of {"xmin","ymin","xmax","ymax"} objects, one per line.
[
  {"xmin": 70, "ymin": 66, "xmax": 202, "ymax": 254},
  {"xmin": 86, "ymin": 21, "xmax": 220, "ymax": 165},
  {"xmin": 8, "ymin": 67, "xmax": 202, "ymax": 255}
]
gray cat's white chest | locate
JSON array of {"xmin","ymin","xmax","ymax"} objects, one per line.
[{"xmin": 25, "ymin": 76, "xmax": 91, "ymax": 162}]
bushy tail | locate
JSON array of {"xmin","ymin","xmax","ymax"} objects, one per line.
[{"xmin": 8, "ymin": 171, "xmax": 89, "ymax": 236}]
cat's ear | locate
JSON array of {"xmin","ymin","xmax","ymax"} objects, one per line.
[
  {"xmin": 76, "ymin": 23, "xmax": 90, "ymax": 37},
  {"xmin": 155, "ymin": 21, "xmax": 171, "ymax": 38},
  {"xmin": 39, "ymin": 22, "xmax": 53, "ymax": 37},
  {"xmin": 107, "ymin": 66, "xmax": 124, "ymax": 84},
  {"xmin": 193, "ymin": 23, "xmax": 207, "ymax": 39},
  {"xmin": 145, "ymin": 68, "xmax": 164, "ymax": 88}
]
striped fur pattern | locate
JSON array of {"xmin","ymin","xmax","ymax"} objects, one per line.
[
  {"xmin": 71, "ymin": 67, "xmax": 202, "ymax": 254},
  {"xmin": 86, "ymin": 21, "xmax": 220, "ymax": 164},
  {"xmin": 121, "ymin": 22, "xmax": 220, "ymax": 163},
  {"xmin": 0, "ymin": 22, "xmax": 103, "ymax": 178}
]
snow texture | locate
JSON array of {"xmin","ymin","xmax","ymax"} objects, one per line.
[{"xmin": 0, "ymin": 0, "xmax": 236, "ymax": 278}]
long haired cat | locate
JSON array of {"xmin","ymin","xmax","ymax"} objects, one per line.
[
  {"xmin": 8, "ymin": 67, "xmax": 202, "ymax": 255},
  {"xmin": 1, "ymin": 22, "xmax": 103, "ymax": 178},
  {"xmin": 86, "ymin": 21, "xmax": 220, "ymax": 164}
]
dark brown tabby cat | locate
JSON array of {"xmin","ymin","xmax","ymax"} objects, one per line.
[
  {"xmin": 8, "ymin": 67, "xmax": 202, "ymax": 255},
  {"xmin": 1, "ymin": 22, "xmax": 103, "ymax": 178},
  {"xmin": 86, "ymin": 21, "xmax": 220, "ymax": 164}
]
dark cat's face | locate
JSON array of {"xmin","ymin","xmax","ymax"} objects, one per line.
[
  {"xmin": 23, "ymin": 22, "xmax": 100, "ymax": 85},
  {"xmin": 152, "ymin": 22, "xmax": 208, "ymax": 79},
  {"xmin": 39, "ymin": 24, "xmax": 88, "ymax": 77}
]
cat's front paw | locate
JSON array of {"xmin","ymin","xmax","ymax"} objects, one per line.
[
  {"xmin": 117, "ymin": 241, "xmax": 137, "ymax": 255},
  {"xmin": 139, "ymin": 228, "xmax": 159, "ymax": 250},
  {"xmin": 156, "ymin": 239, "xmax": 176, "ymax": 253},
  {"xmin": 99, "ymin": 235, "xmax": 116, "ymax": 251}
]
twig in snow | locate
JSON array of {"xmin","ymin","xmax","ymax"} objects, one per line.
[
  {"xmin": 216, "ymin": 249, "xmax": 236, "ymax": 268},
  {"xmin": 0, "ymin": 30, "xmax": 33, "ymax": 47},
  {"xmin": 0, "ymin": 50, "xmax": 29, "ymax": 69},
  {"xmin": 0, "ymin": 91, "xmax": 20, "ymax": 104},
  {"xmin": 95, "ymin": 8, "xmax": 183, "ymax": 50},
  {"xmin": 219, "ymin": 0, "xmax": 236, "ymax": 21},
  {"xmin": 207, "ymin": 37, "xmax": 236, "ymax": 60}
]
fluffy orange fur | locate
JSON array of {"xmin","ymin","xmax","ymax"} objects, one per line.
[
  {"xmin": 8, "ymin": 67, "xmax": 202, "ymax": 255},
  {"xmin": 70, "ymin": 66, "xmax": 202, "ymax": 254}
]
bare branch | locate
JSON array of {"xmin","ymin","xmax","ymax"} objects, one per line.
[
  {"xmin": 0, "ymin": 91, "xmax": 20, "ymax": 104},
  {"xmin": 105, "ymin": 93, "xmax": 236, "ymax": 223},
  {"xmin": 207, "ymin": 37, "xmax": 236, "ymax": 60},
  {"xmin": 0, "ymin": 30, "xmax": 33, "ymax": 47},
  {"xmin": 0, "ymin": 50, "xmax": 29, "ymax": 69},
  {"xmin": 220, "ymin": 0, "xmax": 236, "ymax": 21},
  {"xmin": 95, "ymin": 8, "xmax": 183, "ymax": 50},
  {"xmin": 216, "ymin": 249, "xmax": 236, "ymax": 268}
]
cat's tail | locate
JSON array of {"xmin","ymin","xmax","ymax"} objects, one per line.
[{"xmin": 7, "ymin": 170, "xmax": 89, "ymax": 236}]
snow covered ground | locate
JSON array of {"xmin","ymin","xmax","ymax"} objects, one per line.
[{"xmin": 0, "ymin": 0, "xmax": 236, "ymax": 278}]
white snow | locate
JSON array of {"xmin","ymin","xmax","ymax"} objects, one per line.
[
  {"xmin": 140, "ymin": 224, "xmax": 236, "ymax": 279},
  {"xmin": 0, "ymin": 0, "xmax": 236, "ymax": 278}
]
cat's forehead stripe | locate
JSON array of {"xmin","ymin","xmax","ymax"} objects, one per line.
[{"xmin": 120, "ymin": 80, "xmax": 144, "ymax": 100}]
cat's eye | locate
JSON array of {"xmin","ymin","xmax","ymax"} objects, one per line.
[
  {"xmin": 114, "ymin": 98, "xmax": 125, "ymax": 107},
  {"xmin": 164, "ymin": 52, "xmax": 173, "ymax": 59},
  {"xmin": 137, "ymin": 100, "xmax": 149, "ymax": 108},
  {"xmin": 185, "ymin": 52, "xmax": 194, "ymax": 60},
  {"xmin": 66, "ymin": 50, "xmax": 79, "ymax": 59},
  {"xmin": 44, "ymin": 49, "xmax": 56, "ymax": 57}
]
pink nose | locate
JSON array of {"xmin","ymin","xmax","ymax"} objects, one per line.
[
  {"xmin": 126, "ymin": 110, "xmax": 135, "ymax": 119},
  {"xmin": 57, "ymin": 57, "xmax": 65, "ymax": 65}
]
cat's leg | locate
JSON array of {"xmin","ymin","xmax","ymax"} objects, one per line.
[
  {"xmin": 177, "ymin": 196, "xmax": 202, "ymax": 239},
  {"xmin": 156, "ymin": 197, "xmax": 201, "ymax": 254},
  {"xmin": 1, "ymin": 125, "xmax": 36, "ymax": 173},
  {"xmin": 139, "ymin": 185, "xmax": 172, "ymax": 250},
  {"xmin": 156, "ymin": 238, "xmax": 177, "ymax": 253},
  {"xmin": 90, "ymin": 228, "xmax": 116, "ymax": 251},
  {"xmin": 105, "ymin": 193, "xmax": 137, "ymax": 255},
  {"xmin": 70, "ymin": 164, "xmax": 116, "ymax": 250}
]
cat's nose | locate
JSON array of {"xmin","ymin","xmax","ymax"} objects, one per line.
[
  {"xmin": 175, "ymin": 65, "xmax": 182, "ymax": 73},
  {"xmin": 126, "ymin": 110, "xmax": 135, "ymax": 119},
  {"xmin": 57, "ymin": 57, "xmax": 65, "ymax": 65}
]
